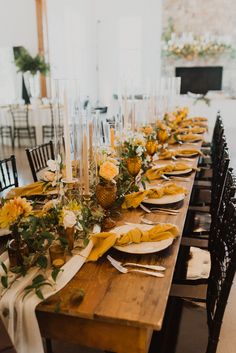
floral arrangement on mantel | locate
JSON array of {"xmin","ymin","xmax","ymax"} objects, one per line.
[{"xmin": 162, "ymin": 31, "xmax": 234, "ymax": 60}]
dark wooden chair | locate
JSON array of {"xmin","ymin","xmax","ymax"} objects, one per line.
[
  {"xmin": 0, "ymin": 126, "xmax": 13, "ymax": 147},
  {"xmin": 25, "ymin": 141, "xmax": 55, "ymax": 182},
  {"xmin": 42, "ymin": 103, "xmax": 64, "ymax": 143},
  {"xmin": 150, "ymin": 200, "xmax": 236, "ymax": 353},
  {"xmin": 10, "ymin": 105, "xmax": 36, "ymax": 148},
  {"xmin": 0, "ymin": 155, "xmax": 18, "ymax": 193}
]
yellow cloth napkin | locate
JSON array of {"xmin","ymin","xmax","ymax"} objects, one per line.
[
  {"xmin": 6, "ymin": 181, "xmax": 52, "ymax": 199},
  {"xmin": 168, "ymin": 133, "xmax": 203, "ymax": 144},
  {"xmin": 175, "ymin": 148, "xmax": 203, "ymax": 157},
  {"xmin": 158, "ymin": 148, "xmax": 203, "ymax": 160},
  {"xmin": 122, "ymin": 182, "xmax": 187, "ymax": 209},
  {"xmin": 175, "ymin": 126, "xmax": 207, "ymax": 135},
  {"xmin": 180, "ymin": 120, "xmax": 208, "ymax": 128},
  {"xmin": 146, "ymin": 162, "xmax": 191, "ymax": 180},
  {"xmin": 88, "ymin": 223, "xmax": 179, "ymax": 261}
]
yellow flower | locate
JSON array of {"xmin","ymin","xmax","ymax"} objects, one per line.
[
  {"xmin": 99, "ymin": 161, "xmax": 119, "ymax": 181},
  {"xmin": 143, "ymin": 125, "xmax": 153, "ymax": 135},
  {"xmin": 0, "ymin": 197, "xmax": 32, "ymax": 228}
]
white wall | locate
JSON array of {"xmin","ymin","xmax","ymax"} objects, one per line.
[
  {"xmin": 47, "ymin": 0, "xmax": 162, "ymax": 105},
  {"xmin": 0, "ymin": 0, "xmax": 38, "ymax": 102},
  {"xmin": 95, "ymin": 0, "xmax": 162, "ymax": 105},
  {"xmin": 0, "ymin": 0, "xmax": 37, "ymax": 53}
]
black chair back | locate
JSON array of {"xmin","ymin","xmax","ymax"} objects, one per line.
[
  {"xmin": 25, "ymin": 141, "xmax": 55, "ymax": 182},
  {"xmin": 10, "ymin": 105, "xmax": 29, "ymax": 130},
  {"xmin": 206, "ymin": 200, "xmax": 236, "ymax": 353},
  {"xmin": 0, "ymin": 155, "xmax": 18, "ymax": 193}
]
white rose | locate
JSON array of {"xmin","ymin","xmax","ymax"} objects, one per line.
[
  {"xmin": 63, "ymin": 210, "xmax": 77, "ymax": 229},
  {"xmin": 43, "ymin": 171, "xmax": 56, "ymax": 182}
]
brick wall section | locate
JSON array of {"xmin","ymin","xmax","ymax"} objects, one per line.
[{"xmin": 162, "ymin": 0, "xmax": 236, "ymax": 94}]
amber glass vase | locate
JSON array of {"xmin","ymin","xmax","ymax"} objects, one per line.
[
  {"xmin": 157, "ymin": 129, "xmax": 169, "ymax": 144},
  {"xmin": 96, "ymin": 181, "xmax": 117, "ymax": 229},
  {"xmin": 145, "ymin": 140, "xmax": 158, "ymax": 161},
  {"xmin": 7, "ymin": 227, "xmax": 29, "ymax": 269},
  {"xmin": 126, "ymin": 156, "xmax": 142, "ymax": 177}
]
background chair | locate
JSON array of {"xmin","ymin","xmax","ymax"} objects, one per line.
[
  {"xmin": 42, "ymin": 103, "xmax": 64, "ymax": 143},
  {"xmin": 0, "ymin": 155, "xmax": 18, "ymax": 193},
  {"xmin": 26, "ymin": 141, "xmax": 55, "ymax": 182},
  {"xmin": 10, "ymin": 105, "xmax": 36, "ymax": 148}
]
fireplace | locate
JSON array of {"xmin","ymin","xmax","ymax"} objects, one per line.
[{"xmin": 175, "ymin": 66, "xmax": 223, "ymax": 95}]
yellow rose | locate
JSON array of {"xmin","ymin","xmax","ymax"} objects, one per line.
[{"xmin": 99, "ymin": 161, "xmax": 119, "ymax": 181}]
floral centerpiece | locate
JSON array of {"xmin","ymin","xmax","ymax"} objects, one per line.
[
  {"xmin": 141, "ymin": 125, "xmax": 158, "ymax": 161},
  {"xmin": 121, "ymin": 133, "xmax": 146, "ymax": 181},
  {"xmin": 96, "ymin": 155, "xmax": 119, "ymax": 229},
  {"xmin": 0, "ymin": 197, "xmax": 32, "ymax": 269},
  {"xmin": 162, "ymin": 32, "xmax": 234, "ymax": 60}
]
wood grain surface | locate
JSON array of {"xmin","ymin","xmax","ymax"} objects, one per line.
[{"xmin": 36, "ymin": 143, "xmax": 202, "ymax": 353}]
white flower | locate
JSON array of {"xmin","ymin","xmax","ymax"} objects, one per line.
[
  {"xmin": 136, "ymin": 146, "xmax": 144, "ymax": 156},
  {"xmin": 63, "ymin": 210, "xmax": 77, "ymax": 229},
  {"xmin": 47, "ymin": 155, "xmax": 61, "ymax": 172}
]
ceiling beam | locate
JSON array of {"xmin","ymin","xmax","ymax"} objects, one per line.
[{"xmin": 35, "ymin": 0, "xmax": 47, "ymax": 97}]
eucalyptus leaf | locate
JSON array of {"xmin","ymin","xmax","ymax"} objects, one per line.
[
  {"xmin": 0, "ymin": 261, "xmax": 8, "ymax": 274},
  {"xmin": 35, "ymin": 288, "xmax": 44, "ymax": 300},
  {"xmin": 1, "ymin": 276, "xmax": 8, "ymax": 288}
]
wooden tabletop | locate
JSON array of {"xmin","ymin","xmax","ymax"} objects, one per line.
[{"xmin": 35, "ymin": 143, "xmax": 201, "ymax": 353}]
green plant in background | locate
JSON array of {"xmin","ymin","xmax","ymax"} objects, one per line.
[{"xmin": 14, "ymin": 47, "xmax": 50, "ymax": 75}]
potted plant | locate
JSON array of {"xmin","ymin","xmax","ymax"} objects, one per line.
[{"xmin": 14, "ymin": 47, "xmax": 50, "ymax": 101}]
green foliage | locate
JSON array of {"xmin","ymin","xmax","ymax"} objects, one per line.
[
  {"xmin": 162, "ymin": 17, "xmax": 175, "ymax": 42},
  {"xmin": 15, "ymin": 47, "xmax": 50, "ymax": 75},
  {"xmin": 24, "ymin": 274, "xmax": 52, "ymax": 300}
]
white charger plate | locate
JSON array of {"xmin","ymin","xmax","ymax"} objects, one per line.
[
  {"xmin": 142, "ymin": 192, "xmax": 185, "ymax": 205},
  {"xmin": 112, "ymin": 224, "xmax": 174, "ymax": 254}
]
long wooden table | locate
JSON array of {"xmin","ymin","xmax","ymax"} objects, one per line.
[{"xmin": 36, "ymin": 146, "xmax": 201, "ymax": 353}]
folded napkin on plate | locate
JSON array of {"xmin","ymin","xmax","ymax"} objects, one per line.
[
  {"xmin": 180, "ymin": 120, "xmax": 208, "ymax": 128},
  {"xmin": 146, "ymin": 162, "xmax": 192, "ymax": 180},
  {"xmin": 158, "ymin": 148, "xmax": 203, "ymax": 160},
  {"xmin": 168, "ymin": 133, "xmax": 204, "ymax": 144},
  {"xmin": 88, "ymin": 224, "xmax": 179, "ymax": 261},
  {"xmin": 175, "ymin": 126, "xmax": 207, "ymax": 135},
  {"xmin": 122, "ymin": 182, "xmax": 187, "ymax": 209},
  {"xmin": 6, "ymin": 181, "xmax": 52, "ymax": 199}
]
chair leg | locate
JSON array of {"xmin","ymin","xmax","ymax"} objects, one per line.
[{"xmin": 45, "ymin": 338, "xmax": 53, "ymax": 353}]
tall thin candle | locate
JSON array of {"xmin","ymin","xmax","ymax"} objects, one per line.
[
  {"xmin": 89, "ymin": 122, "xmax": 93, "ymax": 160},
  {"xmin": 83, "ymin": 132, "xmax": 89, "ymax": 195},
  {"xmin": 63, "ymin": 91, "xmax": 73, "ymax": 181},
  {"xmin": 110, "ymin": 127, "xmax": 115, "ymax": 149}
]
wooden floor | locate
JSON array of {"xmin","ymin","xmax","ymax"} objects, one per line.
[{"xmin": 1, "ymin": 139, "xmax": 236, "ymax": 353}]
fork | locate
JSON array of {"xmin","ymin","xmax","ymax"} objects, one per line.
[
  {"xmin": 107, "ymin": 255, "xmax": 166, "ymax": 271},
  {"xmin": 140, "ymin": 204, "xmax": 179, "ymax": 215},
  {"xmin": 107, "ymin": 256, "xmax": 165, "ymax": 277}
]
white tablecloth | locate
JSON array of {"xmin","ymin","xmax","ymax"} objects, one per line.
[{"xmin": 0, "ymin": 105, "xmax": 52, "ymax": 146}]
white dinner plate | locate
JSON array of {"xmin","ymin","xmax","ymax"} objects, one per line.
[
  {"xmin": 0, "ymin": 228, "xmax": 11, "ymax": 237},
  {"xmin": 165, "ymin": 168, "xmax": 192, "ymax": 176},
  {"xmin": 181, "ymin": 138, "xmax": 202, "ymax": 143},
  {"xmin": 112, "ymin": 224, "xmax": 174, "ymax": 254},
  {"xmin": 142, "ymin": 192, "xmax": 185, "ymax": 205}
]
